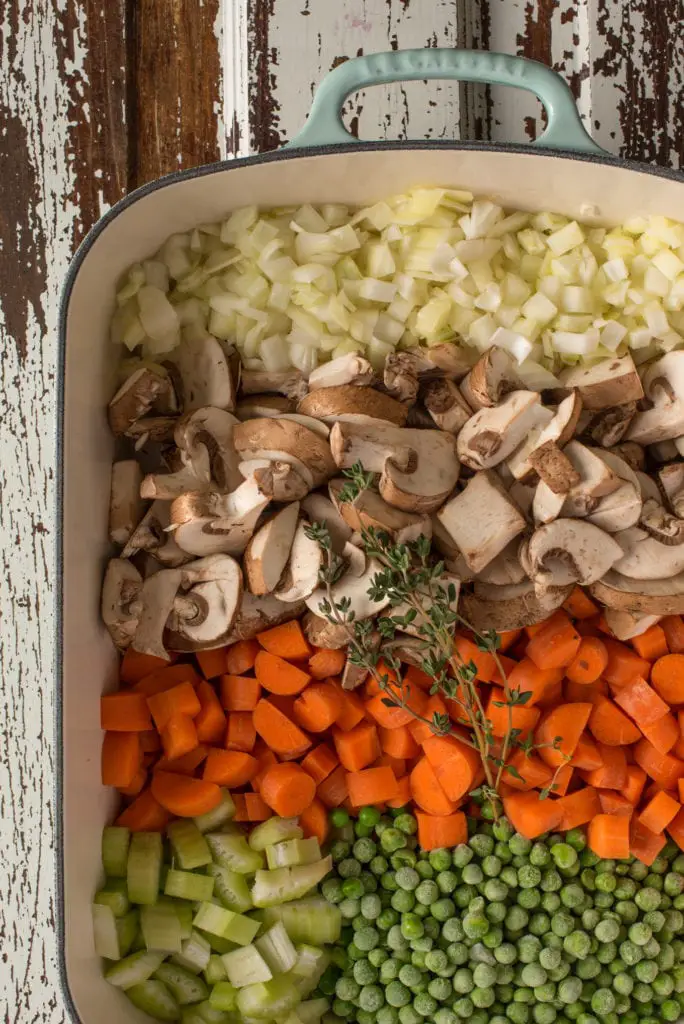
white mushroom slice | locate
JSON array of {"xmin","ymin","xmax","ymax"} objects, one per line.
[
  {"xmin": 459, "ymin": 346, "xmax": 522, "ymax": 410},
  {"xmin": 590, "ymin": 570, "xmax": 684, "ymax": 616},
  {"xmin": 167, "ymin": 556, "xmax": 243, "ymax": 650},
  {"xmin": 528, "ymin": 442, "xmax": 580, "ymax": 495},
  {"xmin": 306, "ymin": 544, "xmax": 389, "ymax": 621},
  {"xmin": 561, "ymin": 441, "xmax": 622, "ymax": 516},
  {"xmin": 461, "ymin": 581, "xmax": 573, "ymax": 632},
  {"xmin": 244, "ymin": 504, "xmax": 300, "ymax": 595},
  {"xmin": 122, "ymin": 500, "xmax": 192, "ymax": 567},
  {"xmin": 171, "ymin": 477, "xmax": 271, "ymax": 556},
  {"xmin": 659, "ymin": 464, "xmax": 684, "ymax": 517},
  {"xmin": 586, "ymin": 483, "xmax": 643, "ymax": 533},
  {"xmin": 437, "ymin": 470, "xmax": 527, "ymax": 574},
  {"xmin": 275, "ymin": 520, "xmax": 324, "ymax": 603},
  {"xmin": 639, "ymin": 498, "xmax": 684, "ymax": 545},
  {"xmin": 240, "ymin": 369, "xmax": 308, "ymax": 400},
  {"xmin": 613, "ymin": 526, "xmax": 684, "ymax": 580},
  {"xmin": 650, "ymin": 440, "xmax": 680, "ymax": 463},
  {"xmin": 226, "ymin": 593, "xmax": 307, "ymax": 642},
  {"xmin": 141, "ymin": 407, "xmax": 242, "ymax": 499},
  {"xmin": 329, "ymin": 420, "xmax": 460, "ymax": 514},
  {"xmin": 172, "ymin": 334, "xmax": 236, "ymax": 411},
  {"xmin": 252, "ymin": 461, "xmax": 311, "ymax": 501},
  {"xmin": 475, "ymin": 541, "xmax": 527, "ymax": 586},
  {"xmin": 328, "ymin": 479, "xmax": 431, "ymax": 544},
  {"xmin": 430, "ymin": 518, "xmax": 476, "ymax": 581},
  {"xmin": 627, "ymin": 352, "xmax": 684, "ymax": 445},
  {"xmin": 279, "ymin": 414, "xmax": 330, "ymax": 438},
  {"xmin": 233, "ymin": 418, "xmax": 336, "ymax": 488},
  {"xmin": 423, "ymin": 379, "xmax": 473, "ymax": 435},
  {"xmin": 108, "ymin": 367, "xmax": 170, "ymax": 435},
  {"xmin": 603, "ymin": 609, "xmax": 662, "ymax": 641},
  {"xmin": 526, "ymin": 519, "xmax": 623, "ymax": 593},
  {"xmin": 102, "ymin": 559, "xmax": 143, "ymax": 648},
  {"xmin": 507, "ymin": 392, "xmax": 582, "ymax": 481},
  {"xmin": 298, "ymin": 385, "xmax": 408, "ymax": 426},
  {"xmin": 109, "ymin": 461, "xmax": 145, "ymax": 546},
  {"xmin": 132, "ymin": 568, "xmax": 183, "ymax": 660},
  {"xmin": 236, "ymin": 394, "xmax": 295, "ymax": 419},
  {"xmin": 589, "ymin": 403, "xmax": 637, "ymax": 447},
  {"xmin": 457, "ymin": 391, "xmax": 546, "ymax": 470},
  {"xmin": 301, "ymin": 492, "xmax": 353, "ymax": 552},
  {"xmin": 610, "ymin": 442, "xmax": 645, "ymax": 472},
  {"xmin": 674, "ymin": 437, "xmax": 684, "ymax": 458},
  {"xmin": 509, "ymin": 481, "xmax": 535, "ymax": 518},
  {"xmin": 533, "ymin": 480, "xmax": 567, "ymax": 526},
  {"xmin": 308, "ymin": 353, "xmax": 374, "ymax": 391},
  {"xmin": 302, "ymin": 611, "xmax": 350, "ymax": 650},
  {"xmin": 383, "ymin": 351, "xmax": 433, "ymax": 405},
  {"xmin": 141, "ymin": 462, "xmax": 211, "ymax": 500},
  {"xmin": 421, "ymin": 343, "xmax": 475, "ymax": 380},
  {"xmin": 559, "ymin": 354, "xmax": 644, "ymax": 410}
]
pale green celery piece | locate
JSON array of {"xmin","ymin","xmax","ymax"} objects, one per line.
[
  {"xmin": 249, "ymin": 817, "xmax": 303, "ymax": 851},
  {"xmin": 171, "ymin": 930, "xmax": 212, "ymax": 974},
  {"xmin": 208, "ymin": 980, "xmax": 239, "ymax": 1011},
  {"xmin": 141, "ymin": 903, "xmax": 183, "ymax": 953},
  {"xmin": 153, "ymin": 963, "xmax": 208, "ymax": 1005},
  {"xmin": 192, "ymin": 902, "xmax": 260, "ymax": 945},
  {"xmin": 159, "ymin": 898, "xmax": 193, "ymax": 940},
  {"xmin": 203, "ymin": 954, "xmax": 227, "ymax": 986},
  {"xmin": 194, "ymin": 998, "xmax": 232, "ymax": 1024},
  {"xmin": 236, "ymin": 975, "xmax": 302, "ymax": 1020},
  {"xmin": 102, "ymin": 825, "xmax": 131, "ymax": 878},
  {"xmin": 289, "ymin": 945, "xmax": 330, "ymax": 996},
  {"xmin": 196, "ymin": 930, "xmax": 234, "ymax": 955},
  {"xmin": 266, "ymin": 837, "xmax": 321, "ymax": 870},
  {"xmin": 206, "ymin": 833, "xmax": 264, "ymax": 874},
  {"xmin": 92, "ymin": 902, "xmax": 121, "ymax": 961},
  {"xmin": 127, "ymin": 832, "xmax": 163, "ymax": 905},
  {"xmin": 105, "ymin": 950, "xmax": 166, "ymax": 989},
  {"xmin": 255, "ymin": 922, "xmax": 297, "ymax": 973},
  {"xmin": 251, "ymin": 857, "xmax": 333, "ymax": 908},
  {"xmin": 207, "ymin": 863, "xmax": 253, "ymax": 913},
  {"xmin": 180, "ymin": 1010, "xmax": 205, "ymax": 1024},
  {"xmin": 296, "ymin": 997, "xmax": 331, "ymax": 1024},
  {"xmin": 168, "ymin": 821, "xmax": 212, "ymax": 870},
  {"xmin": 261, "ymin": 898, "xmax": 342, "ymax": 945},
  {"xmin": 221, "ymin": 945, "xmax": 273, "ymax": 988},
  {"xmin": 165, "ymin": 869, "xmax": 215, "ymax": 903},
  {"xmin": 194, "ymin": 791, "xmax": 236, "ymax": 833},
  {"xmin": 95, "ymin": 879, "xmax": 131, "ymax": 918},
  {"xmin": 127, "ymin": 980, "xmax": 180, "ymax": 1022},
  {"xmin": 116, "ymin": 910, "xmax": 140, "ymax": 959}
]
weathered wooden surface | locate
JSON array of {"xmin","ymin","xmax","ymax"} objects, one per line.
[{"xmin": 1, "ymin": 1, "xmax": 683, "ymax": 1020}]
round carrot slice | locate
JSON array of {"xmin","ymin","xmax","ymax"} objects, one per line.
[
  {"xmin": 151, "ymin": 770, "xmax": 222, "ymax": 817},
  {"xmin": 260, "ymin": 763, "xmax": 316, "ymax": 817}
]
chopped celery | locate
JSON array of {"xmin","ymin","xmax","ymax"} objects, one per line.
[
  {"xmin": 116, "ymin": 910, "xmax": 140, "ymax": 958},
  {"xmin": 92, "ymin": 902, "xmax": 121, "ymax": 961},
  {"xmin": 208, "ymin": 981, "xmax": 238, "ymax": 1011},
  {"xmin": 181, "ymin": 1012, "xmax": 205, "ymax": 1024},
  {"xmin": 127, "ymin": 831, "xmax": 162, "ymax": 905},
  {"xmin": 203, "ymin": 954, "xmax": 227, "ymax": 986},
  {"xmin": 153, "ymin": 962, "xmax": 208, "ymax": 1005},
  {"xmin": 221, "ymin": 946, "xmax": 272, "ymax": 987},
  {"xmin": 255, "ymin": 922, "xmax": 297, "ymax": 973},
  {"xmin": 248, "ymin": 817, "xmax": 303, "ymax": 851},
  {"xmin": 236, "ymin": 975, "xmax": 301, "ymax": 1020},
  {"xmin": 296, "ymin": 998, "xmax": 330, "ymax": 1024},
  {"xmin": 94, "ymin": 879, "xmax": 130, "ymax": 918},
  {"xmin": 206, "ymin": 833, "xmax": 264, "ymax": 874},
  {"xmin": 194, "ymin": 999, "xmax": 232, "ymax": 1024},
  {"xmin": 261, "ymin": 898, "xmax": 341, "ymax": 945},
  {"xmin": 168, "ymin": 821, "xmax": 212, "ymax": 870},
  {"xmin": 193, "ymin": 790, "xmax": 235, "ymax": 833},
  {"xmin": 266, "ymin": 837, "xmax": 321, "ymax": 870},
  {"xmin": 196, "ymin": 930, "xmax": 234, "ymax": 954},
  {"xmin": 193, "ymin": 902, "xmax": 260, "ymax": 945},
  {"xmin": 165, "ymin": 869, "xmax": 214, "ymax": 902},
  {"xmin": 207, "ymin": 863, "xmax": 252, "ymax": 913},
  {"xmin": 290, "ymin": 945, "xmax": 330, "ymax": 996},
  {"xmin": 159, "ymin": 897, "xmax": 193, "ymax": 939},
  {"xmin": 141, "ymin": 903, "xmax": 183, "ymax": 953},
  {"xmin": 172, "ymin": 930, "xmax": 212, "ymax": 974},
  {"xmin": 127, "ymin": 979, "xmax": 180, "ymax": 1021},
  {"xmin": 251, "ymin": 857, "xmax": 332, "ymax": 908},
  {"xmin": 105, "ymin": 950, "xmax": 166, "ymax": 989},
  {"xmin": 102, "ymin": 825, "xmax": 131, "ymax": 878}
]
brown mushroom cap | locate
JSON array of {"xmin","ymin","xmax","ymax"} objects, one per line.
[
  {"xmin": 298, "ymin": 384, "xmax": 408, "ymax": 426},
  {"xmin": 590, "ymin": 571, "xmax": 684, "ymax": 616},
  {"xmin": 461, "ymin": 581, "xmax": 573, "ymax": 631},
  {"xmin": 233, "ymin": 418, "xmax": 336, "ymax": 487},
  {"xmin": 108, "ymin": 367, "xmax": 170, "ymax": 435}
]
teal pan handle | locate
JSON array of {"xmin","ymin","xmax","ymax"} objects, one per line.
[{"xmin": 287, "ymin": 48, "xmax": 604, "ymax": 155}]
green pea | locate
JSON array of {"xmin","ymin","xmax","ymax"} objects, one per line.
[
  {"xmin": 431, "ymin": 898, "xmax": 455, "ymax": 922},
  {"xmin": 436, "ymin": 871, "xmax": 458, "ymax": 895},
  {"xmin": 429, "ymin": 849, "xmax": 453, "ymax": 872},
  {"xmin": 563, "ymin": 931, "xmax": 591, "ymax": 960}
]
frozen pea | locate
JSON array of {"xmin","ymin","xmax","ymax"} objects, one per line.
[
  {"xmin": 436, "ymin": 871, "xmax": 458, "ymax": 895},
  {"xmin": 563, "ymin": 931, "xmax": 591, "ymax": 960},
  {"xmin": 518, "ymin": 865, "xmax": 542, "ymax": 889}
]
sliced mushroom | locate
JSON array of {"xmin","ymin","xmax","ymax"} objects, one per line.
[
  {"xmin": 659, "ymin": 463, "xmax": 684, "ymax": 517},
  {"xmin": 341, "ymin": 657, "xmax": 371, "ymax": 693},
  {"xmin": 526, "ymin": 519, "xmax": 623, "ymax": 594},
  {"xmin": 239, "ymin": 369, "xmax": 308, "ymax": 400},
  {"xmin": 166, "ymin": 555, "xmax": 243, "ymax": 650},
  {"xmin": 421, "ymin": 343, "xmax": 474, "ymax": 380},
  {"xmin": 226, "ymin": 593, "xmax": 307, "ymax": 642},
  {"xmin": 306, "ymin": 543, "xmax": 390, "ymax": 622},
  {"xmin": 559, "ymin": 354, "xmax": 644, "ymax": 410},
  {"xmin": 236, "ymin": 394, "xmax": 295, "ymax": 419},
  {"xmin": 330, "ymin": 420, "xmax": 460, "ymax": 514},
  {"xmin": 589, "ymin": 402, "xmax": 637, "ymax": 447},
  {"xmin": 307, "ymin": 353, "xmax": 374, "ymax": 390},
  {"xmin": 509, "ymin": 481, "xmax": 536, "ymax": 519},
  {"xmin": 532, "ymin": 480, "xmax": 567, "ymax": 526},
  {"xmin": 611, "ymin": 526, "xmax": 684, "ymax": 580},
  {"xmin": 507, "ymin": 392, "xmax": 583, "ymax": 482},
  {"xmin": 302, "ymin": 611, "xmax": 350, "ymax": 650},
  {"xmin": 275, "ymin": 520, "xmax": 324, "ymax": 603},
  {"xmin": 172, "ymin": 334, "xmax": 236, "ymax": 411},
  {"xmin": 122, "ymin": 500, "xmax": 192, "ymax": 567},
  {"xmin": 126, "ymin": 416, "xmax": 178, "ymax": 445},
  {"xmin": 639, "ymin": 498, "xmax": 684, "ymax": 545},
  {"xmin": 457, "ymin": 391, "xmax": 547, "ymax": 470},
  {"xmin": 382, "ymin": 351, "xmax": 430, "ymax": 405},
  {"xmin": 298, "ymin": 384, "xmax": 408, "ymax": 426},
  {"xmin": 627, "ymin": 352, "xmax": 684, "ymax": 444},
  {"xmin": 240, "ymin": 459, "xmax": 311, "ymax": 501},
  {"xmin": 422, "ymin": 379, "xmax": 473, "ymax": 435},
  {"xmin": 429, "ymin": 518, "xmax": 476, "ymax": 581},
  {"xmin": 650, "ymin": 440, "xmax": 680, "ymax": 463},
  {"xmin": 610, "ymin": 442, "xmax": 645, "ymax": 472},
  {"xmin": 141, "ymin": 408, "xmax": 242, "ymax": 499},
  {"xmin": 233, "ymin": 418, "xmax": 336, "ymax": 489},
  {"xmin": 244, "ymin": 504, "xmax": 300, "ymax": 595},
  {"xmin": 561, "ymin": 441, "xmax": 622, "ymax": 516},
  {"xmin": 108, "ymin": 367, "xmax": 171, "ymax": 435},
  {"xmin": 132, "ymin": 568, "xmax": 183, "ymax": 660},
  {"xmin": 301, "ymin": 491, "xmax": 353, "ymax": 552},
  {"xmin": 170, "ymin": 476, "xmax": 271, "ymax": 556},
  {"xmin": 475, "ymin": 541, "xmax": 528, "ymax": 586},
  {"xmin": 636, "ymin": 472, "xmax": 662, "ymax": 505},
  {"xmin": 528, "ymin": 441, "xmax": 580, "ymax": 495},
  {"xmin": 109, "ymin": 461, "xmax": 145, "ymax": 546},
  {"xmin": 590, "ymin": 571, "xmax": 684, "ymax": 616},
  {"xmin": 461, "ymin": 581, "xmax": 573, "ymax": 632},
  {"xmin": 102, "ymin": 559, "xmax": 143, "ymax": 648},
  {"xmin": 459, "ymin": 346, "xmax": 522, "ymax": 410},
  {"xmin": 603, "ymin": 608, "xmax": 662, "ymax": 641},
  {"xmin": 437, "ymin": 470, "xmax": 527, "ymax": 574},
  {"xmin": 583, "ymin": 447, "xmax": 643, "ymax": 533},
  {"xmin": 328, "ymin": 478, "xmax": 431, "ymax": 544}
]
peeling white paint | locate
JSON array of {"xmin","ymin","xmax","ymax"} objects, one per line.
[{"xmin": 220, "ymin": 0, "xmax": 251, "ymax": 157}]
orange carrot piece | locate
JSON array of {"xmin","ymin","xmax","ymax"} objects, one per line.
[
  {"xmin": 641, "ymin": 712, "xmax": 679, "ymax": 755},
  {"xmin": 118, "ymin": 767, "xmax": 147, "ymax": 798},
  {"xmin": 601, "ymin": 639, "xmax": 651, "ymax": 689},
  {"xmin": 613, "ymin": 676, "xmax": 669, "ymax": 729},
  {"xmin": 575, "ymin": 616, "xmax": 604, "ymax": 638},
  {"xmin": 416, "ymin": 811, "xmax": 467, "ymax": 851},
  {"xmin": 203, "ymin": 749, "xmax": 258, "ymax": 787},
  {"xmin": 572, "ymin": 733, "xmax": 604, "ymax": 771},
  {"xmin": 380, "ymin": 725, "xmax": 420, "ymax": 761},
  {"xmin": 225, "ymin": 639, "xmax": 260, "ymax": 676},
  {"xmin": 663, "ymin": 616, "xmax": 684, "ymax": 654},
  {"xmin": 630, "ymin": 818, "xmax": 667, "ymax": 866},
  {"xmin": 134, "ymin": 664, "xmax": 200, "ymax": 697},
  {"xmin": 536, "ymin": 703, "xmax": 592, "ymax": 768},
  {"xmin": 581, "ymin": 742, "xmax": 628, "ymax": 790},
  {"xmin": 160, "ymin": 713, "xmax": 198, "ymax": 761},
  {"xmin": 553, "ymin": 765, "xmax": 574, "ymax": 798},
  {"xmin": 409, "ymin": 696, "xmax": 447, "ymax": 745},
  {"xmin": 299, "ymin": 797, "xmax": 329, "ymax": 846},
  {"xmin": 622, "ymin": 765, "xmax": 647, "ymax": 805},
  {"xmin": 634, "ymin": 738, "xmax": 684, "ymax": 790},
  {"xmin": 490, "ymin": 655, "xmax": 518, "ymax": 688},
  {"xmin": 254, "ymin": 651, "xmax": 311, "ymax": 696},
  {"xmin": 668, "ymin": 807, "xmax": 684, "ymax": 850},
  {"xmin": 565, "ymin": 677, "xmax": 609, "ymax": 706},
  {"xmin": 364, "ymin": 660, "xmax": 400, "ymax": 700},
  {"xmin": 506, "ymin": 659, "xmax": 564, "ymax": 707},
  {"xmin": 652, "ymin": 653, "xmax": 684, "ymax": 704},
  {"xmin": 293, "ymin": 682, "xmax": 339, "ymax": 733},
  {"xmin": 503, "ymin": 790, "xmax": 563, "ymax": 839},
  {"xmin": 155, "ymin": 744, "xmax": 208, "ymax": 777},
  {"xmin": 631, "ymin": 624, "xmax": 669, "ymax": 662},
  {"xmin": 639, "ymin": 790, "xmax": 681, "ymax": 833},
  {"xmin": 373, "ymin": 753, "xmax": 406, "ymax": 779},
  {"xmin": 563, "ymin": 587, "xmax": 599, "ymax": 620},
  {"xmin": 537, "ymin": 680, "xmax": 566, "ymax": 711},
  {"xmin": 485, "ymin": 688, "xmax": 540, "ymax": 739},
  {"xmin": 147, "ymin": 682, "xmax": 201, "ymax": 731},
  {"xmin": 257, "ymin": 620, "xmax": 311, "ymax": 661},
  {"xmin": 151, "ymin": 770, "xmax": 222, "ymax": 817},
  {"xmin": 195, "ymin": 647, "xmax": 228, "ymax": 680},
  {"xmin": 453, "ymin": 635, "xmax": 497, "ymax": 683},
  {"xmin": 102, "ymin": 731, "xmax": 141, "ymax": 788},
  {"xmin": 366, "ymin": 683, "xmax": 428, "ymax": 730},
  {"xmin": 333, "ymin": 721, "xmax": 381, "ymax": 772},
  {"xmin": 497, "ymin": 629, "xmax": 523, "ymax": 652},
  {"xmin": 116, "ymin": 788, "xmax": 169, "ymax": 831},
  {"xmin": 308, "ymin": 648, "xmax": 347, "ymax": 680},
  {"xmin": 120, "ymin": 648, "xmax": 173, "ymax": 684},
  {"xmin": 348, "ymin": 766, "xmax": 399, "ymax": 807},
  {"xmin": 423, "ymin": 734, "xmax": 483, "ymax": 802},
  {"xmin": 224, "ymin": 712, "xmax": 257, "ymax": 753},
  {"xmin": 195, "ymin": 681, "xmax": 227, "ymax": 744},
  {"xmin": 263, "ymin": 693, "xmax": 294, "ymax": 719},
  {"xmin": 219, "ymin": 674, "xmax": 261, "ymax": 712},
  {"xmin": 232, "ymin": 793, "xmax": 248, "ymax": 820},
  {"xmin": 557, "ymin": 787, "xmax": 601, "ymax": 831},
  {"xmin": 588, "ymin": 813, "xmax": 630, "ymax": 859},
  {"xmin": 387, "ymin": 776, "xmax": 411, "ymax": 809},
  {"xmin": 101, "ymin": 692, "xmax": 153, "ymax": 732},
  {"xmin": 403, "ymin": 665, "xmax": 433, "ymax": 692},
  {"xmin": 317, "ymin": 765, "xmax": 349, "ymax": 807},
  {"xmin": 244, "ymin": 792, "xmax": 272, "ymax": 821},
  {"xmin": 598, "ymin": 790, "xmax": 634, "ymax": 817},
  {"xmin": 503, "ymin": 750, "xmax": 553, "ymax": 792},
  {"xmin": 140, "ymin": 730, "xmax": 162, "ymax": 754},
  {"xmin": 565, "ymin": 637, "xmax": 609, "ymax": 686},
  {"xmin": 526, "ymin": 612, "xmax": 581, "ymax": 670},
  {"xmin": 679, "ymin": 778, "xmax": 684, "ymax": 803},
  {"xmin": 588, "ymin": 696, "xmax": 642, "ymax": 746},
  {"xmin": 301, "ymin": 743, "xmax": 338, "ymax": 784},
  {"xmin": 333, "ymin": 686, "xmax": 366, "ymax": 732},
  {"xmin": 410, "ymin": 757, "xmax": 457, "ymax": 816},
  {"xmin": 253, "ymin": 699, "xmax": 310, "ymax": 757},
  {"xmin": 251, "ymin": 749, "xmax": 278, "ymax": 792},
  {"xmin": 260, "ymin": 762, "xmax": 316, "ymax": 816}
]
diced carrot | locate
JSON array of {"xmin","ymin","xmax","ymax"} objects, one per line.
[
  {"xmin": 663, "ymin": 616, "xmax": 684, "ymax": 654},
  {"xmin": 225, "ymin": 712, "xmax": 257, "ymax": 753},
  {"xmin": 588, "ymin": 813, "xmax": 630, "ymax": 858},
  {"xmin": 348, "ymin": 766, "xmax": 399, "ymax": 807},
  {"xmin": 601, "ymin": 639, "xmax": 651, "ymax": 689},
  {"xmin": 115, "ymin": 788, "xmax": 169, "ymax": 831},
  {"xmin": 506, "ymin": 659, "xmax": 564, "ymax": 707},
  {"xmin": 537, "ymin": 680, "xmax": 565, "ymax": 710},
  {"xmin": 565, "ymin": 637, "xmax": 609, "ymax": 686},
  {"xmin": 490, "ymin": 655, "xmax": 518, "ymax": 688},
  {"xmin": 118, "ymin": 768, "xmax": 147, "ymax": 798},
  {"xmin": 565, "ymin": 677, "xmax": 608, "ymax": 705},
  {"xmin": 575, "ymin": 616, "xmax": 604, "ymax": 638},
  {"xmin": 630, "ymin": 818, "xmax": 667, "ymax": 866},
  {"xmin": 598, "ymin": 790, "xmax": 634, "ymax": 817},
  {"xmin": 266, "ymin": 693, "xmax": 295, "ymax": 719},
  {"xmin": 308, "ymin": 648, "xmax": 347, "ymax": 680},
  {"xmin": 219, "ymin": 674, "xmax": 261, "ymax": 712},
  {"xmin": 557, "ymin": 787, "xmax": 601, "ymax": 830},
  {"xmin": 621, "ymin": 765, "xmax": 647, "ymax": 805},
  {"xmin": 147, "ymin": 682, "xmax": 201, "ymax": 731},
  {"xmin": 254, "ymin": 652, "xmax": 311, "ymax": 696},
  {"xmin": 453, "ymin": 635, "xmax": 497, "ymax": 683},
  {"xmin": 140, "ymin": 730, "xmax": 162, "ymax": 754},
  {"xmin": 203, "ymin": 749, "xmax": 258, "ymax": 787},
  {"xmin": 195, "ymin": 647, "xmax": 228, "ymax": 680},
  {"xmin": 365, "ymin": 660, "xmax": 400, "ymax": 700},
  {"xmin": 485, "ymin": 688, "xmax": 540, "ymax": 739},
  {"xmin": 674, "ymin": 734, "xmax": 684, "ymax": 760},
  {"xmin": 151, "ymin": 771, "xmax": 222, "ymax": 817},
  {"xmin": 252, "ymin": 699, "xmax": 310, "ymax": 757},
  {"xmin": 244, "ymin": 793, "xmax": 272, "ymax": 821},
  {"xmin": 332, "ymin": 686, "xmax": 366, "ymax": 732},
  {"xmin": 225, "ymin": 639, "xmax": 260, "ymax": 676},
  {"xmin": 317, "ymin": 765, "xmax": 349, "ymax": 807},
  {"xmin": 154, "ymin": 744, "xmax": 208, "ymax": 777},
  {"xmin": 613, "ymin": 676, "xmax": 669, "ymax": 728},
  {"xmin": 101, "ymin": 692, "xmax": 153, "ymax": 732},
  {"xmin": 333, "ymin": 721, "xmax": 381, "ymax": 772},
  {"xmin": 257, "ymin": 620, "xmax": 311, "ymax": 661},
  {"xmin": 563, "ymin": 587, "xmax": 599, "ymax": 620},
  {"xmin": 299, "ymin": 797, "xmax": 329, "ymax": 846},
  {"xmin": 380, "ymin": 725, "xmax": 419, "ymax": 761},
  {"xmin": 525, "ymin": 619, "xmax": 547, "ymax": 639},
  {"xmin": 232, "ymin": 793, "xmax": 248, "ymax": 820},
  {"xmin": 423, "ymin": 734, "xmax": 483, "ymax": 802},
  {"xmin": 642, "ymin": 779, "xmax": 675, "ymax": 804},
  {"xmin": 293, "ymin": 682, "xmax": 340, "ymax": 733},
  {"xmin": 416, "ymin": 811, "xmax": 467, "ymax": 851},
  {"xmin": 581, "ymin": 743, "xmax": 628, "ymax": 790},
  {"xmin": 503, "ymin": 749, "xmax": 553, "ymax": 792},
  {"xmin": 641, "ymin": 712, "xmax": 679, "ymax": 755},
  {"xmin": 194, "ymin": 680, "xmax": 227, "ymax": 744},
  {"xmin": 409, "ymin": 696, "xmax": 447, "ymax": 745},
  {"xmin": 526, "ymin": 612, "xmax": 581, "ymax": 670},
  {"xmin": 251, "ymin": 749, "xmax": 278, "ymax": 792},
  {"xmin": 588, "ymin": 696, "xmax": 641, "ymax": 746},
  {"xmin": 102, "ymin": 731, "xmax": 141, "ymax": 789},
  {"xmin": 374, "ymin": 753, "xmax": 406, "ymax": 779},
  {"xmin": 572, "ymin": 733, "xmax": 603, "ymax": 771},
  {"xmin": 631, "ymin": 624, "xmax": 669, "ymax": 662},
  {"xmin": 120, "ymin": 648, "xmax": 172, "ymax": 684},
  {"xmin": 634, "ymin": 738, "xmax": 684, "ymax": 789},
  {"xmin": 403, "ymin": 665, "xmax": 433, "ymax": 691},
  {"xmin": 652, "ymin": 654, "xmax": 684, "ymax": 704},
  {"xmin": 553, "ymin": 765, "xmax": 574, "ymax": 797},
  {"xmin": 536, "ymin": 703, "xmax": 592, "ymax": 767},
  {"xmin": 261, "ymin": 763, "xmax": 316, "ymax": 816},
  {"xmin": 160, "ymin": 713, "xmax": 198, "ymax": 761},
  {"xmin": 639, "ymin": 790, "xmax": 681, "ymax": 833},
  {"xmin": 387, "ymin": 776, "xmax": 411, "ymax": 809},
  {"xmin": 410, "ymin": 757, "xmax": 456, "ymax": 816},
  {"xmin": 503, "ymin": 790, "xmax": 563, "ymax": 839},
  {"xmin": 668, "ymin": 807, "xmax": 684, "ymax": 850},
  {"xmin": 134, "ymin": 664, "xmax": 200, "ymax": 697},
  {"xmin": 300, "ymin": 744, "xmax": 338, "ymax": 784},
  {"xmin": 497, "ymin": 629, "xmax": 523, "ymax": 652},
  {"xmin": 366, "ymin": 683, "xmax": 428, "ymax": 730},
  {"xmin": 679, "ymin": 778, "xmax": 684, "ymax": 803}
]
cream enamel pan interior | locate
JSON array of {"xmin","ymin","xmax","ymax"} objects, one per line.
[{"xmin": 60, "ymin": 144, "xmax": 684, "ymax": 1023}]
